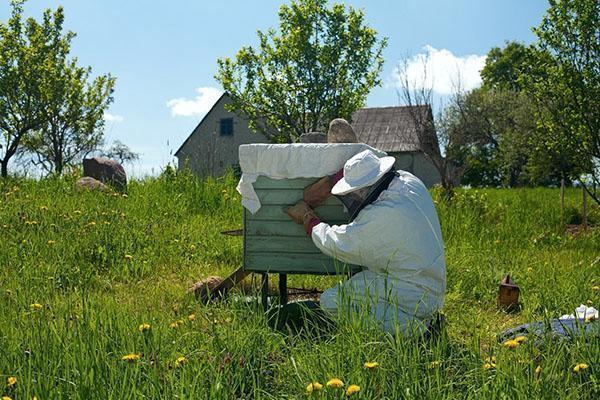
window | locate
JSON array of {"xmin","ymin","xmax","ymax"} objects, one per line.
[{"xmin": 220, "ymin": 118, "xmax": 233, "ymax": 136}]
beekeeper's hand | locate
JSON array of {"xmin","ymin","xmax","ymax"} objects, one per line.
[
  {"xmin": 285, "ymin": 200, "xmax": 315, "ymax": 225},
  {"xmin": 304, "ymin": 170, "xmax": 344, "ymax": 208}
]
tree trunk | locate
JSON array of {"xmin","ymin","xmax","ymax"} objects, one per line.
[{"xmin": 1, "ymin": 160, "xmax": 7, "ymax": 178}]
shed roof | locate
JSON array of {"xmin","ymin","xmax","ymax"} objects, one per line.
[{"xmin": 351, "ymin": 105, "xmax": 436, "ymax": 153}]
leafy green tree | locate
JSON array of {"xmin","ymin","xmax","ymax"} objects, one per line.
[
  {"xmin": 0, "ymin": 0, "xmax": 56, "ymax": 177},
  {"xmin": 525, "ymin": 0, "xmax": 599, "ymax": 203},
  {"xmin": 26, "ymin": 57, "xmax": 115, "ymax": 174},
  {"xmin": 480, "ymin": 41, "xmax": 531, "ymax": 92},
  {"xmin": 215, "ymin": 0, "xmax": 387, "ymax": 142}
]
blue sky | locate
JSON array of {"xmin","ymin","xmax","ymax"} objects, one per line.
[{"xmin": 0, "ymin": 0, "xmax": 549, "ymax": 176}]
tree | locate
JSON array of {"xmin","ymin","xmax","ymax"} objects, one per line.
[
  {"xmin": 0, "ymin": 0, "xmax": 58, "ymax": 177},
  {"xmin": 104, "ymin": 139, "xmax": 139, "ymax": 165},
  {"xmin": 24, "ymin": 34, "xmax": 115, "ymax": 174},
  {"xmin": 395, "ymin": 56, "xmax": 467, "ymax": 194},
  {"xmin": 215, "ymin": 0, "xmax": 387, "ymax": 142},
  {"xmin": 525, "ymin": 0, "xmax": 600, "ymax": 204}
]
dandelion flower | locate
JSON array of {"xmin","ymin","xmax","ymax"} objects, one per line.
[
  {"xmin": 121, "ymin": 353, "xmax": 141, "ymax": 363},
  {"xmin": 586, "ymin": 299, "xmax": 593, "ymax": 305},
  {"xmin": 535, "ymin": 365, "xmax": 542, "ymax": 378},
  {"xmin": 188, "ymin": 314, "xmax": 196, "ymax": 322},
  {"xmin": 503, "ymin": 339, "xmax": 520, "ymax": 349},
  {"xmin": 2, "ymin": 396, "xmax": 12, "ymax": 400},
  {"xmin": 6, "ymin": 376, "xmax": 16, "ymax": 387},
  {"xmin": 428, "ymin": 360, "xmax": 442, "ymax": 369},
  {"xmin": 364, "ymin": 361, "xmax": 379, "ymax": 370},
  {"xmin": 306, "ymin": 382, "xmax": 323, "ymax": 393},
  {"xmin": 573, "ymin": 363, "xmax": 589, "ymax": 374},
  {"xmin": 47, "ymin": 240, "xmax": 56, "ymax": 245},
  {"xmin": 30, "ymin": 303, "xmax": 43, "ymax": 310},
  {"xmin": 514, "ymin": 336, "xmax": 527, "ymax": 344},
  {"xmin": 124, "ymin": 254, "xmax": 133, "ymax": 261},
  {"xmin": 40, "ymin": 205, "xmax": 48, "ymax": 211},
  {"xmin": 592, "ymin": 286, "xmax": 600, "ymax": 291},
  {"xmin": 326, "ymin": 378, "xmax": 344, "ymax": 389},
  {"xmin": 483, "ymin": 362, "xmax": 495, "ymax": 370},
  {"xmin": 138, "ymin": 323, "xmax": 151, "ymax": 332},
  {"xmin": 175, "ymin": 356, "xmax": 187, "ymax": 366},
  {"xmin": 346, "ymin": 384, "xmax": 360, "ymax": 396}
]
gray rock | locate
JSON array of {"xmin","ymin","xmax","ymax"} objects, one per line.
[
  {"xmin": 75, "ymin": 177, "xmax": 109, "ymax": 191},
  {"xmin": 83, "ymin": 157, "xmax": 127, "ymax": 191},
  {"xmin": 298, "ymin": 132, "xmax": 327, "ymax": 143},
  {"xmin": 327, "ymin": 118, "xmax": 357, "ymax": 143}
]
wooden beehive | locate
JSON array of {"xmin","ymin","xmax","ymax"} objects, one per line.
[{"xmin": 243, "ymin": 175, "xmax": 361, "ymax": 275}]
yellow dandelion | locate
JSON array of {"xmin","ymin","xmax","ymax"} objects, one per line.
[
  {"xmin": 175, "ymin": 356, "xmax": 187, "ymax": 366},
  {"xmin": 40, "ymin": 205, "xmax": 48, "ymax": 211},
  {"xmin": 535, "ymin": 365, "xmax": 542, "ymax": 378},
  {"xmin": 503, "ymin": 339, "xmax": 520, "ymax": 349},
  {"xmin": 124, "ymin": 254, "xmax": 133, "ymax": 261},
  {"xmin": 527, "ymin": 267, "xmax": 533, "ymax": 273},
  {"xmin": 326, "ymin": 378, "xmax": 344, "ymax": 389},
  {"xmin": 427, "ymin": 360, "xmax": 442, "ymax": 369},
  {"xmin": 121, "ymin": 353, "xmax": 141, "ymax": 363},
  {"xmin": 592, "ymin": 286, "xmax": 600, "ymax": 291},
  {"xmin": 346, "ymin": 384, "xmax": 360, "ymax": 396},
  {"xmin": 2, "ymin": 396, "xmax": 12, "ymax": 400},
  {"xmin": 514, "ymin": 336, "xmax": 527, "ymax": 344},
  {"xmin": 47, "ymin": 240, "xmax": 56, "ymax": 245},
  {"xmin": 586, "ymin": 300, "xmax": 593, "ymax": 305},
  {"xmin": 7, "ymin": 376, "xmax": 16, "ymax": 387},
  {"xmin": 30, "ymin": 303, "xmax": 43, "ymax": 310},
  {"xmin": 188, "ymin": 314, "xmax": 196, "ymax": 322},
  {"xmin": 189, "ymin": 244, "xmax": 196, "ymax": 252},
  {"xmin": 364, "ymin": 361, "xmax": 379, "ymax": 370},
  {"xmin": 573, "ymin": 363, "xmax": 589, "ymax": 373},
  {"xmin": 483, "ymin": 362, "xmax": 495, "ymax": 370},
  {"xmin": 306, "ymin": 382, "xmax": 323, "ymax": 393},
  {"xmin": 138, "ymin": 323, "xmax": 151, "ymax": 332}
]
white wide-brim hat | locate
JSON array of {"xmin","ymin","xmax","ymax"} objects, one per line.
[{"xmin": 331, "ymin": 149, "xmax": 396, "ymax": 196}]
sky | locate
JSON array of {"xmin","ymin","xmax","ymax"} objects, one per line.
[{"xmin": 0, "ymin": 0, "xmax": 550, "ymax": 177}]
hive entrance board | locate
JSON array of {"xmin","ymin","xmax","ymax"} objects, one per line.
[{"xmin": 243, "ymin": 176, "xmax": 361, "ymax": 275}]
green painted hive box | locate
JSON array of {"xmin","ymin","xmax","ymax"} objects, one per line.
[{"xmin": 243, "ymin": 175, "xmax": 361, "ymax": 275}]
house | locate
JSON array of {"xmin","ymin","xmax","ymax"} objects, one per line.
[
  {"xmin": 174, "ymin": 93, "xmax": 269, "ymax": 177},
  {"xmin": 175, "ymin": 94, "xmax": 441, "ymax": 187}
]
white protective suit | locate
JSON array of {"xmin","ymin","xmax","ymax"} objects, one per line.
[{"xmin": 312, "ymin": 170, "xmax": 446, "ymax": 335}]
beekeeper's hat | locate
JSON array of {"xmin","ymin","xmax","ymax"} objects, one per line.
[{"xmin": 331, "ymin": 150, "xmax": 395, "ymax": 196}]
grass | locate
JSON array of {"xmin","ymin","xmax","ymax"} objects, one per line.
[{"xmin": 0, "ymin": 170, "xmax": 598, "ymax": 399}]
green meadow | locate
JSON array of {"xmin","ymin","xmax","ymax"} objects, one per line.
[{"xmin": 0, "ymin": 171, "xmax": 598, "ymax": 399}]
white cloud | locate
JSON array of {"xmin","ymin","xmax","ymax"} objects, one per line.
[
  {"xmin": 392, "ymin": 45, "xmax": 486, "ymax": 95},
  {"xmin": 103, "ymin": 113, "xmax": 124, "ymax": 123},
  {"xmin": 166, "ymin": 87, "xmax": 223, "ymax": 117}
]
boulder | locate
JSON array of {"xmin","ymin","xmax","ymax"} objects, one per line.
[
  {"xmin": 75, "ymin": 177, "xmax": 109, "ymax": 191},
  {"xmin": 298, "ymin": 132, "xmax": 327, "ymax": 143},
  {"xmin": 327, "ymin": 118, "xmax": 357, "ymax": 143},
  {"xmin": 83, "ymin": 157, "xmax": 127, "ymax": 191}
]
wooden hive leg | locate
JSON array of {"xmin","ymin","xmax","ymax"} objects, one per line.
[
  {"xmin": 261, "ymin": 273, "xmax": 269, "ymax": 311},
  {"xmin": 279, "ymin": 274, "xmax": 288, "ymax": 305}
]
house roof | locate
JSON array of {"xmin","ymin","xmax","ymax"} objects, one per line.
[
  {"xmin": 174, "ymin": 92, "xmax": 228, "ymax": 157},
  {"xmin": 351, "ymin": 105, "xmax": 436, "ymax": 153}
]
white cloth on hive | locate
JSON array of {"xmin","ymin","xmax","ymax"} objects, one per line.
[{"xmin": 237, "ymin": 143, "xmax": 387, "ymax": 213}]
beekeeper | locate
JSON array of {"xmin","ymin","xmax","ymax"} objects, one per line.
[{"xmin": 285, "ymin": 150, "xmax": 446, "ymax": 336}]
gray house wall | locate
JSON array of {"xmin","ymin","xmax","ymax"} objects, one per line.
[
  {"xmin": 175, "ymin": 95, "xmax": 268, "ymax": 176},
  {"xmin": 391, "ymin": 151, "xmax": 441, "ymax": 187}
]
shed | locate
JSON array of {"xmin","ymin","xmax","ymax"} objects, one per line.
[{"xmin": 351, "ymin": 105, "xmax": 441, "ymax": 187}]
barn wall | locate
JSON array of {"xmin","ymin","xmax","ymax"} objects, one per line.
[
  {"xmin": 176, "ymin": 96, "xmax": 268, "ymax": 176},
  {"xmin": 390, "ymin": 151, "xmax": 441, "ymax": 188}
]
